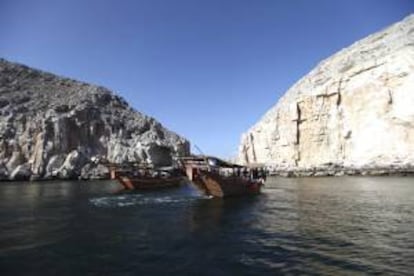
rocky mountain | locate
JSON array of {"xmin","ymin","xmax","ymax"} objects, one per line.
[
  {"xmin": 0, "ymin": 59, "xmax": 189, "ymax": 180},
  {"xmin": 238, "ymin": 14, "xmax": 414, "ymax": 176}
]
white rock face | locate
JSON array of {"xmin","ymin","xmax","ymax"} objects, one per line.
[{"xmin": 238, "ymin": 14, "xmax": 414, "ymax": 175}]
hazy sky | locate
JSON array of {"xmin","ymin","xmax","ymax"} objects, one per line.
[{"xmin": 1, "ymin": 0, "xmax": 413, "ymax": 158}]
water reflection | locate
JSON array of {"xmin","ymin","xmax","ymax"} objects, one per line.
[{"xmin": 249, "ymin": 177, "xmax": 414, "ymax": 274}]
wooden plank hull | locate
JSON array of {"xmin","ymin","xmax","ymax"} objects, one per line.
[
  {"xmin": 190, "ymin": 171, "xmax": 263, "ymax": 198},
  {"xmin": 117, "ymin": 176, "xmax": 184, "ymax": 190},
  {"xmin": 108, "ymin": 164, "xmax": 185, "ymax": 191}
]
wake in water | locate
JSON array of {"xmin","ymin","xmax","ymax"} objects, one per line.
[{"xmin": 89, "ymin": 186, "xmax": 212, "ymax": 208}]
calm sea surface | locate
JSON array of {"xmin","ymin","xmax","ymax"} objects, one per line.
[{"xmin": 0, "ymin": 177, "xmax": 413, "ymax": 275}]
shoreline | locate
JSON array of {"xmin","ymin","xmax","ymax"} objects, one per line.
[
  {"xmin": 267, "ymin": 167, "xmax": 414, "ymax": 177},
  {"xmin": 2, "ymin": 169, "xmax": 414, "ymax": 182}
]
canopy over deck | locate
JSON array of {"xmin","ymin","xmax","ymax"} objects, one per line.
[{"xmin": 179, "ymin": 155, "xmax": 244, "ymax": 168}]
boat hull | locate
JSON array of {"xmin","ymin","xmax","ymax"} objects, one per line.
[
  {"xmin": 190, "ymin": 171, "xmax": 262, "ymax": 198},
  {"xmin": 117, "ymin": 176, "xmax": 184, "ymax": 190}
]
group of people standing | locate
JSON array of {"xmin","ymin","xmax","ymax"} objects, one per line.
[{"xmin": 217, "ymin": 166, "xmax": 267, "ymax": 182}]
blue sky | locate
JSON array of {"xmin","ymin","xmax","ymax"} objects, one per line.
[{"xmin": 1, "ymin": 0, "xmax": 413, "ymax": 158}]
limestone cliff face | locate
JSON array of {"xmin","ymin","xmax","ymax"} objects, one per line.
[
  {"xmin": 239, "ymin": 15, "xmax": 414, "ymax": 175},
  {"xmin": 0, "ymin": 59, "xmax": 189, "ymax": 180}
]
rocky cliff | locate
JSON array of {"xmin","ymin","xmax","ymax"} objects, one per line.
[
  {"xmin": 0, "ymin": 59, "xmax": 190, "ymax": 180},
  {"xmin": 239, "ymin": 14, "xmax": 414, "ymax": 176}
]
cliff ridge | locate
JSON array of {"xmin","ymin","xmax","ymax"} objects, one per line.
[{"xmin": 0, "ymin": 59, "xmax": 189, "ymax": 180}]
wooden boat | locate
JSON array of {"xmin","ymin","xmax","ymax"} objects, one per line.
[
  {"xmin": 179, "ymin": 156, "xmax": 265, "ymax": 198},
  {"xmin": 108, "ymin": 163, "xmax": 184, "ymax": 190}
]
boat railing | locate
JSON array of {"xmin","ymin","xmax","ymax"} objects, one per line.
[{"xmin": 106, "ymin": 162, "xmax": 184, "ymax": 180}]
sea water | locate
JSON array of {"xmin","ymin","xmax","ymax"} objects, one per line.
[{"xmin": 0, "ymin": 177, "xmax": 413, "ymax": 275}]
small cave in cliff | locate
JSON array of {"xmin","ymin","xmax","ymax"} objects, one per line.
[{"xmin": 147, "ymin": 146, "xmax": 173, "ymax": 167}]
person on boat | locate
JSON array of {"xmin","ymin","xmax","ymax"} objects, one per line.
[
  {"xmin": 256, "ymin": 167, "xmax": 266, "ymax": 184},
  {"xmin": 250, "ymin": 168, "xmax": 258, "ymax": 180},
  {"xmin": 260, "ymin": 167, "xmax": 267, "ymax": 181},
  {"xmin": 236, "ymin": 167, "xmax": 241, "ymax": 177},
  {"xmin": 242, "ymin": 167, "xmax": 248, "ymax": 178}
]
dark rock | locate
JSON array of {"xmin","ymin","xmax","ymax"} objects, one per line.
[
  {"xmin": 10, "ymin": 163, "xmax": 31, "ymax": 180},
  {"xmin": 58, "ymin": 150, "xmax": 88, "ymax": 179},
  {"xmin": 80, "ymin": 163, "xmax": 109, "ymax": 180},
  {"xmin": 0, "ymin": 163, "xmax": 8, "ymax": 180},
  {"xmin": 54, "ymin": 105, "xmax": 69, "ymax": 113},
  {"xmin": 6, "ymin": 150, "xmax": 25, "ymax": 172},
  {"xmin": 44, "ymin": 154, "xmax": 66, "ymax": 179},
  {"xmin": 0, "ymin": 99, "xmax": 9, "ymax": 108},
  {"xmin": 12, "ymin": 95, "xmax": 30, "ymax": 105}
]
